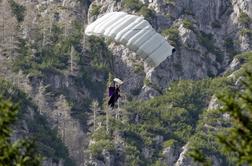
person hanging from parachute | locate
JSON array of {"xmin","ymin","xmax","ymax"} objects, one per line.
[
  {"xmin": 108, "ymin": 78, "xmax": 123, "ymax": 108},
  {"xmin": 85, "ymin": 12, "xmax": 176, "ymax": 106}
]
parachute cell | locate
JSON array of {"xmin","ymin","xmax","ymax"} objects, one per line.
[{"xmin": 85, "ymin": 12, "xmax": 175, "ymax": 67}]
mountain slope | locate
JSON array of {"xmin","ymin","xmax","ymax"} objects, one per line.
[{"xmin": 0, "ymin": 0, "xmax": 251, "ymax": 165}]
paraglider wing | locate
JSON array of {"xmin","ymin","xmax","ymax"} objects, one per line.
[{"xmin": 85, "ymin": 12, "xmax": 175, "ymax": 67}]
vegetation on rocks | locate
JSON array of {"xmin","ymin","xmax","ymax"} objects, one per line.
[
  {"xmin": 9, "ymin": 0, "xmax": 26, "ymax": 23},
  {"xmin": 0, "ymin": 97, "xmax": 41, "ymax": 166},
  {"xmin": 240, "ymin": 28, "xmax": 252, "ymax": 37},
  {"xmin": 183, "ymin": 18, "xmax": 193, "ymax": 30},
  {"xmin": 238, "ymin": 12, "xmax": 252, "ymax": 27},
  {"xmin": 90, "ymin": 4, "xmax": 101, "ymax": 16},
  {"xmin": 197, "ymin": 31, "xmax": 223, "ymax": 62},
  {"xmin": 1, "ymin": 0, "xmax": 252, "ymax": 165},
  {"xmin": 189, "ymin": 59, "xmax": 252, "ymax": 165},
  {"xmin": 90, "ymin": 77, "xmax": 229, "ymax": 165},
  {"xmin": 0, "ymin": 79, "xmax": 75, "ymax": 165},
  {"xmin": 122, "ymin": 0, "xmax": 155, "ymax": 22},
  {"xmin": 162, "ymin": 27, "xmax": 180, "ymax": 46},
  {"xmin": 122, "ymin": 0, "xmax": 143, "ymax": 11}
]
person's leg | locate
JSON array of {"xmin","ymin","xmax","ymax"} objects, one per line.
[
  {"xmin": 111, "ymin": 101, "xmax": 115, "ymax": 108},
  {"xmin": 108, "ymin": 96, "xmax": 113, "ymax": 106}
]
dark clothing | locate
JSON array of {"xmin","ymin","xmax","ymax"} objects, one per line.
[
  {"xmin": 108, "ymin": 87, "xmax": 120, "ymax": 108},
  {"xmin": 109, "ymin": 87, "xmax": 115, "ymax": 97}
]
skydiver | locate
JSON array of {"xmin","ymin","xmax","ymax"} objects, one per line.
[{"xmin": 108, "ymin": 84, "xmax": 121, "ymax": 109}]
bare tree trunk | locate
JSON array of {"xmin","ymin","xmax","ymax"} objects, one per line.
[
  {"xmin": 93, "ymin": 106, "xmax": 96, "ymax": 131},
  {"xmin": 91, "ymin": 101, "xmax": 98, "ymax": 131},
  {"xmin": 70, "ymin": 45, "xmax": 74, "ymax": 73},
  {"xmin": 10, "ymin": 34, "xmax": 13, "ymax": 56},
  {"xmin": 106, "ymin": 107, "xmax": 109, "ymax": 134},
  {"xmin": 49, "ymin": 16, "xmax": 52, "ymax": 35},
  {"xmin": 64, "ymin": 23, "xmax": 68, "ymax": 37},
  {"xmin": 2, "ymin": 1, "xmax": 5, "ymax": 44}
]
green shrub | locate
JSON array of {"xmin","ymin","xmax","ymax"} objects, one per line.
[
  {"xmin": 0, "ymin": 97, "xmax": 41, "ymax": 165},
  {"xmin": 162, "ymin": 27, "xmax": 180, "ymax": 46},
  {"xmin": 91, "ymin": 127, "xmax": 112, "ymax": 141},
  {"xmin": 119, "ymin": 78, "xmax": 229, "ymax": 164},
  {"xmin": 224, "ymin": 38, "xmax": 236, "ymax": 55},
  {"xmin": 217, "ymin": 71, "xmax": 252, "ymax": 165},
  {"xmin": 197, "ymin": 31, "xmax": 223, "ymax": 61},
  {"xmin": 8, "ymin": 0, "xmax": 26, "ymax": 22},
  {"xmin": 197, "ymin": 31, "xmax": 214, "ymax": 51},
  {"xmin": 144, "ymin": 78, "xmax": 152, "ymax": 86},
  {"xmin": 133, "ymin": 63, "xmax": 144, "ymax": 73},
  {"xmin": 139, "ymin": 6, "xmax": 155, "ymax": 22},
  {"xmin": 125, "ymin": 145, "xmax": 142, "ymax": 165},
  {"xmin": 163, "ymin": 139, "xmax": 176, "ymax": 148},
  {"xmin": 183, "ymin": 18, "xmax": 193, "ymax": 30},
  {"xmin": 165, "ymin": 0, "xmax": 175, "ymax": 5},
  {"xmin": 122, "ymin": 0, "xmax": 143, "ymax": 11},
  {"xmin": 240, "ymin": 28, "xmax": 252, "ymax": 37},
  {"xmin": 238, "ymin": 12, "xmax": 251, "ymax": 27},
  {"xmin": 89, "ymin": 140, "xmax": 115, "ymax": 157},
  {"xmin": 0, "ymin": 81, "xmax": 75, "ymax": 165},
  {"xmin": 90, "ymin": 4, "xmax": 101, "ymax": 16},
  {"xmin": 235, "ymin": 51, "xmax": 252, "ymax": 70},
  {"xmin": 224, "ymin": 38, "xmax": 234, "ymax": 50}
]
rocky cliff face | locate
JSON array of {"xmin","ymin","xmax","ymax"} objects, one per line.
[
  {"xmin": 89, "ymin": 0, "xmax": 252, "ymax": 96},
  {"xmin": 85, "ymin": 0, "xmax": 251, "ymax": 165},
  {"xmin": 0, "ymin": 0, "xmax": 251, "ymax": 165},
  {"xmin": 0, "ymin": 0, "xmax": 92, "ymax": 165}
]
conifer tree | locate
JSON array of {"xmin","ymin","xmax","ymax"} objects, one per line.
[
  {"xmin": 218, "ymin": 71, "xmax": 252, "ymax": 165},
  {"xmin": 0, "ymin": 97, "xmax": 41, "ymax": 166}
]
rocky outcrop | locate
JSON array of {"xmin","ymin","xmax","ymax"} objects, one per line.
[
  {"xmin": 175, "ymin": 143, "xmax": 192, "ymax": 166},
  {"xmin": 109, "ymin": 43, "xmax": 145, "ymax": 96},
  {"xmin": 1, "ymin": 0, "xmax": 251, "ymax": 165},
  {"xmin": 89, "ymin": 0, "xmax": 252, "ymax": 97},
  {"xmin": 162, "ymin": 146, "xmax": 178, "ymax": 165}
]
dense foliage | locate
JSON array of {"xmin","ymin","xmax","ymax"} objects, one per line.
[
  {"xmin": 189, "ymin": 52, "xmax": 252, "ymax": 165},
  {"xmin": 162, "ymin": 27, "xmax": 180, "ymax": 46},
  {"xmin": 89, "ymin": 77, "xmax": 229, "ymax": 165},
  {"xmin": 0, "ymin": 97, "xmax": 41, "ymax": 166},
  {"xmin": 217, "ymin": 71, "xmax": 252, "ymax": 165},
  {"xmin": 183, "ymin": 18, "xmax": 193, "ymax": 30},
  {"xmin": 0, "ymin": 79, "xmax": 75, "ymax": 165},
  {"xmin": 238, "ymin": 12, "xmax": 252, "ymax": 27},
  {"xmin": 12, "ymin": 21, "xmax": 82, "ymax": 76}
]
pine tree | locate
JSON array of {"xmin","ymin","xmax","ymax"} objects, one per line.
[
  {"xmin": 218, "ymin": 71, "xmax": 252, "ymax": 165},
  {"xmin": 0, "ymin": 97, "xmax": 42, "ymax": 166},
  {"xmin": 189, "ymin": 70, "xmax": 252, "ymax": 165}
]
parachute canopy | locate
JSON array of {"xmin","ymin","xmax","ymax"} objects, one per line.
[
  {"xmin": 85, "ymin": 12, "xmax": 175, "ymax": 67},
  {"xmin": 113, "ymin": 78, "xmax": 123, "ymax": 85}
]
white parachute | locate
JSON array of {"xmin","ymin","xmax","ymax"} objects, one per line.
[{"xmin": 85, "ymin": 12, "xmax": 175, "ymax": 67}]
